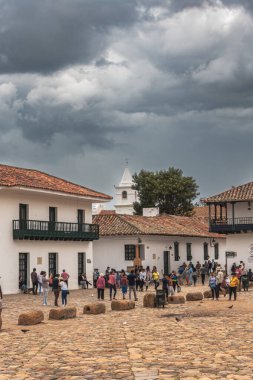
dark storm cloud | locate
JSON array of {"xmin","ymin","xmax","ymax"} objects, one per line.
[
  {"xmin": 0, "ymin": 0, "xmax": 253, "ymax": 199},
  {"xmin": 0, "ymin": 0, "xmax": 138, "ymax": 73}
]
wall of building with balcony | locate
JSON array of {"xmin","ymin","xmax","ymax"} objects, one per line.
[{"xmin": 0, "ymin": 188, "xmax": 95, "ymax": 294}]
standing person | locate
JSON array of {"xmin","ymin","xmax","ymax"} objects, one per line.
[
  {"xmin": 37, "ymin": 271, "xmax": 43, "ymax": 295},
  {"xmin": 127, "ymin": 270, "xmax": 138, "ymax": 301},
  {"xmin": 229, "ymin": 273, "xmax": 239, "ymax": 301},
  {"xmin": 52, "ymin": 274, "xmax": 60, "ymax": 307},
  {"xmin": 61, "ymin": 269, "xmax": 70, "ymax": 286},
  {"xmin": 108, "ymin": 270, "xmax": 117, "ymax": 300},
  {"xmin": 31, "ymin": 268, "xmax": 38, "ymax": 295},
  {"xmin": 192, "ymin": 268, "xmax": 198, "ymax": 287},
  {"xmin": 60, "ymin": 279, "xmax": 68, "ymax": 306},
  {"xmin": 196, "ymin": 261, "xmax": 201, "ymax": 277},
  {"xmin": 152, "ymin": 267, "xmax": 160, "ymax": 290},
  {"xmin": 96, "ymin": 273, "xmax": 105, "ymax": 300},
  {"xmin": 42, "ymin": 271, "xmax": 49, "ymax": 306},
  {"xmin": 139, "ymin": 268, "xmax": 146, "ymax": 292},
  {"xmin": 167, "ymin": 275, "xmax": 174, "ymax": 296},
  {"xmin": 209, "ymin": 272, "xmax": 219, "ymax": 300},
  {"xmin": 162, "ymin": 274, "xmax": 168, "ymax": 299},
  {"xmin": 200, "ymin": 265, "xmax": 206, "ymax": 285},
  {"xmin": 93, "ymin": 269, "xmax": 99, "ymax": 288},
  {"xmin": 171, "ymin": 271, "xmax": 178, "ymax": 292},
  {"xmin": 145, "ymin": 266, "xmax": 151, "ymax": 291},
  {"xmin": 120, "ymin": 271, "xmax": 128, "ymax": 299}
]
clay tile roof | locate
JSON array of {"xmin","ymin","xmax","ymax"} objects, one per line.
[
  {"xmin": 93, "ymin": 213, "xmax": 224, "ymax": 239},
  {"xmin": 201, "ymin": 182, "xmax": 253, "ymax": 203},
  {"xmin": 0, "ymin": 164, "xmax": 112, "ymax": 200}
]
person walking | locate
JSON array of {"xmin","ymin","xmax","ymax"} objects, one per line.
[
  {"xmin": 31, "ymin": 268, "xmax": 38, "ymax": 295},
  {"xmin": 139, "ymin": 268, "xmax": 146, "ymax": 291},
  {"xmin": 42, "ymin": 271, "xmax": 49, "ymax": 306},
  {"xmin": 96, "ymin": 273, "xmax": 105, "ymax": 300},
  {"xmin": 37, "ymin": 271, "xmax": 43, "ymax": 295},
  {"xmin": 60, "ymin": 279, "xmax": 68, "ymax": 306},
  {"xmin": 52, "ymin": 274, "xmax": 60, "ymax": 306},
  {"xmin": 200, "ymin": 265, "xmax": 206, "ymax": 285},
  {"xmin": 152, "ymin": 267, "xmax": 160, "ymax": 290},
  {"xmin": 61, "ymin": 269, "xmax": 70, "ymax": 286},
  {"xmin": 229, "ymin": 273, "xmax": 239, "ymax": 301},
  {"xmin": 192, "ymin": 267, "xmax": 198, "ymax": 286},
  {"xmin": 209, "ymin": 272, "xmax": 219, "ymax": 300},
  {"xmin": 145, "ymin": 266, "xmax": 151, "ymax": 291},
  {"xmin": 120, "ymin": 271, "xmax": 128, "ymax": 299},
  {"xmin": 108, "ymin": 270, "xmax": 117, "ymax": 300},
  {"xmin": 127, "ymin": 270, "xmax": 138, "ymax": 301}
]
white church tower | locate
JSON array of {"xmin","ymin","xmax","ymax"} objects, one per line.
[{"xmin": 114, "ymin": 162, "xmax": 138, "ymax": 215}]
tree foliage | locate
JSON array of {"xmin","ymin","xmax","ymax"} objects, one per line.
[{"xmin": 132, "ymin": 167, "xmax": 199, "ymax": 216}]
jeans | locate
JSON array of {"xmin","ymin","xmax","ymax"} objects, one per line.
[
  {"xmin": 38, "ymin": 282, "xmax": 42, "ymax": 295},
  {"xmin": 229, "ymin": 286, "xmax": 237, "ymax": 300},
  {"xmin": 62, "ymin": 290, "xmax": 68, "ymax": 305},
  {"xmin": 201, "ymin": 274, "xmax": 205, "ymax": 285},
  {"xmin": 129, "ymin": 285, "xmax": 138, "ymax": 301},
  {"xmin": 32, "ymin": 281, "xmax": 38, "ymax": 295},
  {"xmin": 109, "ymin": 284, "xmax": 116, "ymax": 299},
  {"xmin": 54, "ymin": 290, "xmax": 60, "ymax": 306},
  {"xmin": 43, "ymin": 288, "xmax": 48, "ymax": 305},
  {"xmin": 97, "ymin": 288, "xmax": 104, "ymax": 300}
]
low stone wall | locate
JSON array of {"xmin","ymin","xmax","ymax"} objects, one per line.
[
  {"xmin": 186, "ymin": 292, "xmax": 203, "ymax": 301},
  {"xmin": 49, "ymin": 307, "xmax": 77, "ymax": 320},
  {"xmin": 83, "ymin": 303, "xmax": 106, "ymax": 314},
  {"xmin": 111, "ymin": 300, "xmax": 135, "ymax": 311},
  {"xmin": 18, "ymin": 310, "xmax": 44, "ymax": 325},
  {"xmin": 143, "ymin": 293, "xmax": 156, "ymax": 308},
  {"xmin": 203, "ymin": 290, "xmax": 212, "ymax": 298},
  {"xmin": 167, "ymin": 295, "xmax": 185, "ymax": 304}
]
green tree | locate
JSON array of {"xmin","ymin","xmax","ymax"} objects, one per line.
[{"xmin": 132, "ymin": 167, "xmax": 199, "ymax": 216}]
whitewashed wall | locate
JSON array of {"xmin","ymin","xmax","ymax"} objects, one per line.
[
  {"xmin": 225, "ymin": 234, "xmax": 253, "ymax": 270},
  {"xmin": 226, "ymin": 202, "xmax": 253, "ymax": 219},
  {"xmin": 93, "ymin": 235, "xmax": 226, "ymax": 275},
  {"xmin": 0, "ymin": 188, "xmax": 94, "ymax": 294}
]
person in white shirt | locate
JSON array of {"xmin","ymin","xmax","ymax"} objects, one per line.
[
  {"xmin": 139, "ymin": 268, "xmax": 146, "ymax": 291},
  {"xmin": 60, "ymin": 279, "xmax": 68, "ymax": 306}
]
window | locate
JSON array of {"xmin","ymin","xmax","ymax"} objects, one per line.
[
  {"xmin": 122, "ymin": 191, "xmax": 127, "ymax": 199},
  {"xmin": 78, "ymin": 209, "xmax": 85, "ymax": 232},
  {"xmin": 174, "ymin": 242, "xmax": 180, "ymax": 261},
  {"xmin": 125, "ymin": 245, "xmax": 136, "ymax": 261},
  {"xmin": 48, "ymin": 253, "xmax": 58, "ymax": 276},
  {"xmin": 186, "ymin": 243, "xmax": 192, "ymax": 261},
  {"xmin": 203, "ymin": 242, "xmax": 209, "ymax": 261},
  {"xmin": 214, "ymin": 243, "xmax": 219, "ymax": 260},
  {"xmin": 49, "ymin": 207, "xmax": 57, "ymax": 231}
]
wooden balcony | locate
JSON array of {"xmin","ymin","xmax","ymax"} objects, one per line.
[
  {"xmin": 13, "ymin": 220, "xmax": 99, "ymax": 241},
  {"xmin": 210, "ymin": 217, "xmax": 253, "ymax": 233}
]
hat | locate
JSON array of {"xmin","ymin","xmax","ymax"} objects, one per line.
[{"xmin": 100, "ymin": 273, "xmax": 104, "ymax": 277}]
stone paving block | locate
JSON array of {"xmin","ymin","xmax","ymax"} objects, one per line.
[
  {"xmin": 167, "ymin": 295, "xmax": 185, "ymax": 304},
  {"xmin": 18, "ymin": 310, "xmax": 44, "ymax": 325},
  {"xmin": 49, "ymin": 307, "xmax": 77, "ymax": 320},
  {"xmin": 83, "ymin": 303, "xmax": 106, "ymax": 314},
  {"xmin": 186, "ymin": 292, "xmax": 203, "ymax": 301},
  {"xmin": 111, "ymin": 300, "xmax": 135, "ymax": 311},
  {"xmin": 143, "ymin": 293, "xmax": 156, "ymax": 308}
]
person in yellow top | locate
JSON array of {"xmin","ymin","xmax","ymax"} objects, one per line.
[
  {"xmin": 152, "ymin": 267, "xmax": 160, "ymax": 290},
  {"xmin": 229, "ymin": 273, "xmax": 239, "ymax": 301}
]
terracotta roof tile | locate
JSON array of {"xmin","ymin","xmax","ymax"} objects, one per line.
[
  {"xmin": 0, "ymin": 164, "xmax": 112, "ymax": 200},
  {"xmin": 93, "ymin": 213, "xmax": 224, "ymax": 239},
  {"xmin": 201, "ymin": 182, "xmax": 253, "ymax": 203}
]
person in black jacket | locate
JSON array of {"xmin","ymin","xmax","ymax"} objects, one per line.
[{"xmin": 52, "ymin": 274, "xmax": 60, "ymax": 306}]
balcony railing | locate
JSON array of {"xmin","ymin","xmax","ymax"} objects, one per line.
[
  {"xmin": 13, "ymin": 220, "xmax": 99, "ymax": 241},
  {"xmin": 210, "ymin": 217, "xmax": 253, "ymax": 233}
]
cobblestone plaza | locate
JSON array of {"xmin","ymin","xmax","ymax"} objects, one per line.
[{"xmin": 0, "ymin": 285, "xmax": 253, "ymax": 380}]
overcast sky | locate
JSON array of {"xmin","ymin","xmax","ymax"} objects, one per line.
[{"xmin": 0, "ymin": 0, "xmax": 253, "ymax": 204}]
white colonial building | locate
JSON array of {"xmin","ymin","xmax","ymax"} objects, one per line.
[
  {"xmin": 0, "ymin": 164, "xmax": 111, "ymax": 294},
  {"xmin": 93, "ymin": 213, "xmax": 226, "ymax": 274},
  {"xmin": 202, "ymin": 181, "xmax": 253, "ymax": 270},
  {"xmin": 114, "ymin": 164, "xmax": 138, "ymax": 215}
]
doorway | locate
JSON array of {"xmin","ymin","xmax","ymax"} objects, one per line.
[{"xmin": 163, "ymin": 251, "xmax": 171, "ymax": 275}]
